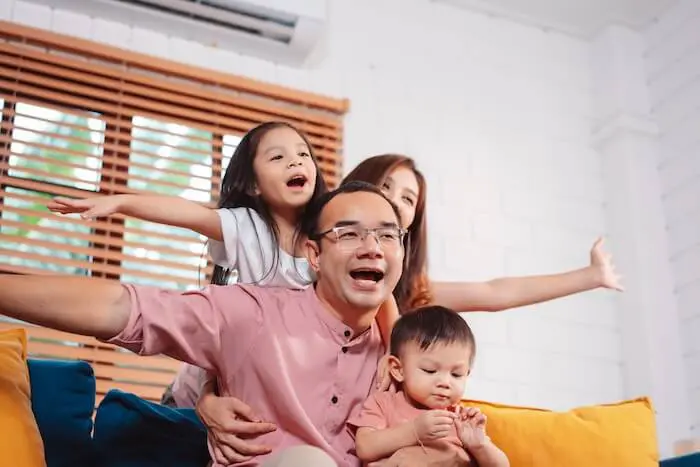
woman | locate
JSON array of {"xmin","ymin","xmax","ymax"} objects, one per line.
[
  {"xmin": 343, "ymin": 154, "xmax": 621, "ymax": 315},
  {"xmin": 197, "ymin": 154, "xmax": 622, "ymax": 464}
]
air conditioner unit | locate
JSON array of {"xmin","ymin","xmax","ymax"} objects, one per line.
[{"xmin": 24, "ymin": 0, "xmax": 328, "ymax": 67}]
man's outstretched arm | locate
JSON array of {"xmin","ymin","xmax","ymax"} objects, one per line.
[{"xmin": 0, "ymin": 274, "xmax": 130, "ymax": 340}]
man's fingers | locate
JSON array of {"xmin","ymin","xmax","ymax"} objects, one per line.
[
  {"xmin": 228, "ymin": 398, "xmax": 261, "ymax": 422},
  {"xmin": 217, "ymin": 442, "xmax": 252, "ymax": 464},
  {"xmin": 223, "ymin": 419, "xmax": 277, "ymax": 436},
  {"xmin": 213, "ymin": 444, "xmax": 247, "ymax": 465},
  {"xmin": 216, "ymin": 432, "xmax": 273, "ymax": 456}
]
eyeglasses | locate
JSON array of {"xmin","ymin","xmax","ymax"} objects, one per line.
[{"xmin": 314, "ymin": 225, "xmax": 406, "ymax": 250}]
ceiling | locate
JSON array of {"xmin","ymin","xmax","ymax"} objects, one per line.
[{"xmin": 433, "ymin": 0, "xmax": 677, "ymax": 37}]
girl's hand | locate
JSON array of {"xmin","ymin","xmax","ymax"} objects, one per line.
[
  {"xmin": 454, "ymin": 406, "xmax": 487, "ymax": 449},
  {"xmin": 196, "ymin": 392, "xmax": 277, "ymax": 465},
  {"xmin": 47, "ymin": 196, "xmax": 122, "ymax": 219},
  {"xmin": 590, "ymin": 237, "xmax": 624, "ymax": 291}
]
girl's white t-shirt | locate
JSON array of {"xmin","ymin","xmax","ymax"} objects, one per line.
[
  {"xmin": 171, "ymin": 207, "xmax": 313, "ymax": 408},
  {"xmin": 208, "ymin": 207, "xmax": 313, "ymax": 288}
]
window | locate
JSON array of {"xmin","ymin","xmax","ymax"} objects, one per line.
[
  {"xmin": 0, "ymin": 21, "xmax": 347, "ymax": 405},
  {"xmin": 0, "ymin": 20, "xmax": 347, "ymax": 291}
]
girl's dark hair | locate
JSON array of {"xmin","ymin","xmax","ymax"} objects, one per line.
[
  {"xmin": 209, "ymin": 121, "xmax": 328, "ymax": 286},
  {"xmin": 390, "ymin": 306, "xmax": 476, "ymax": 363},
  {"xmin": 341, "ymin": 154, "xmax": 430, "ymax": 312}
]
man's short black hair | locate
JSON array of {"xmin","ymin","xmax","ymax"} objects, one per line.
[
  {"xmin": 390, "ymin": 306, "xmax": 476, "ymax": 362},
  {"xmin": 301, "ymin": 180, "xmax": 402, "ymax": 240}
]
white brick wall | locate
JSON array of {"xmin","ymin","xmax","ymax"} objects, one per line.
[
  {"xmin": 645, "ymin": 0, "xmax": 700, "ymax": 436},
  {"xmin": 3, "ymin": 0, "xmax": 623, "ymax": 411}
]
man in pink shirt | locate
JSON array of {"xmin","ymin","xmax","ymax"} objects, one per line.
[{"xmin": 0, "ymin": 182, "xmax": 468, "ymax": 467}]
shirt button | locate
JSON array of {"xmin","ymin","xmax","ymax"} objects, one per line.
[
  {"xmin": 341, "ymin": 346, "xmax": 348, "ymax": 353},
  {"xmin": 344, "ymin": 330, "xmax": 351, "ymax": 338},
  {"xmin": 331, "ymin": 395, "xmax": 338, "ymax": 404}
]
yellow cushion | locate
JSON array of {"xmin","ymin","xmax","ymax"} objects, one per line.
[
  {"xmin": 461, "ymin": 397, "xmax": 658, "ymax": 467},
  {"xmin": 0, "ymin": 328, "xmax": 46, "ymax": 467}
]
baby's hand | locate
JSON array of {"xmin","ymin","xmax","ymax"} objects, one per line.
[
  {"xmin": 454, "ymin": 406, "xmax": 488, "ymax": 449},
  {"xmin": 413, "ymin": 410, "xmax": 456, "ymax": 443},
  {"xmin": 47, "ymin": 196, "xmax": 121, "ymax": 220}
]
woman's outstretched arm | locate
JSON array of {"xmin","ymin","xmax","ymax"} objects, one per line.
[{"xmin": 430, "ymin": 238, "xmax": 622, "ymax": 312}]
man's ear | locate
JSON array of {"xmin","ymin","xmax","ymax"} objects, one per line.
[
  {"xmin": 305, "ymin": 239, "xmax": 321, "ymax": 273},
  {"xmin": 388, "ymin": 355, "xmax": 404, "ymax": 383}
]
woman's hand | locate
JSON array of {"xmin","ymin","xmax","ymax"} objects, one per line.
[
  {"xmin": 375, "ymin": 354, "xmax": 398, "ymax": 392},
  {"xmin": 589, "ymin": 237, "xmax": 624, "ymax": 291},
  {"xmin": 196, "ymin": 390, "xmax": 277, "ymax": 465}
]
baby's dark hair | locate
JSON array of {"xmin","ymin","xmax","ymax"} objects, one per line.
[{"xmin": 390, "ymin": 306, "xmax": 476, "ymax": 362}]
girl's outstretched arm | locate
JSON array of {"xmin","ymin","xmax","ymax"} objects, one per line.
[
  {"xmin": 48, "ymin": 194, "xmax": 223, "ymax": 241},
  {"xmin": 430, "ymin": 238, "xmax": 623, "ymax": 312}
]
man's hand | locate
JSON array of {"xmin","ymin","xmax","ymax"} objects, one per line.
[
  {"xmin": 413, "ymin": 410, "xmax": 457, "ymax": 443},
  {"xmin": 196, "ymin": 391, "xmax": 276, "ymax": 464}
]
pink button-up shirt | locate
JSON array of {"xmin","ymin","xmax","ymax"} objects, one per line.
[{"xmin": 108, "ymin": 283, "xmax": 385, "ymax": 467}]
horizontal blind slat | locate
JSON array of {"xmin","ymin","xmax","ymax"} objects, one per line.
[
  {"xmin": 0, "ymin": 63, "xmax": 343, "ymax": 149},
  {"xmin": 0, "ymin": 248, "xmax": 202, "ymax": 286},
  {"xmin": 0, "ymin": 20, "xmax": 349, "ymax": 113},
  {"xmin": 0, "ymin": 42, "xmax": 344, "ymax": 132}
]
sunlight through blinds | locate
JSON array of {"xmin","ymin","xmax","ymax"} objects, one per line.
[{"xmin": 0, "ymin": 21, "xmax": 348, "ymax": 290}]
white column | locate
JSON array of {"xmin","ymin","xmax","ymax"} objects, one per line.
[{"xmin": 591, "ymin": 25, "xmax": 691, "ymax": 458}]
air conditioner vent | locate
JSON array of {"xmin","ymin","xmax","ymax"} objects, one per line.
[
  {"xmin": 22, "ymin": 0, "xmax": 328, "ymax": 67},
  {"xmin": 108, "ymin": 0, "xmax": 296, "ymax": 43}
]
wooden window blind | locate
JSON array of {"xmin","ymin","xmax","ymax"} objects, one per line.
[
  {"xmin": 0, "ymin": 21, "xmax": 348, "ymax": 405},
  {"xmin": 0, "ymin": 20, "xmax": 348, "ymax": 287}
]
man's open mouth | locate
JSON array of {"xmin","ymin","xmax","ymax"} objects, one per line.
[
  {"xmin": 286, "ymin": 175, "xmax": 307, "ymax": 188},
  {"xmin": 349, "ymin": 268, "xmax": 385, "ymax": 283}
]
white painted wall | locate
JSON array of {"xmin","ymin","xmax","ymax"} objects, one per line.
[
  {"xmin": 12, "ymin": 0, "xmax": 691, "ymax": 449},
  {"xmin": 645, "ymin": 0, "xmax": 700, "ymax": 437}
]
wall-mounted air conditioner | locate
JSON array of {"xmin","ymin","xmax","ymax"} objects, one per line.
[{"xmin": 24, "ymin": 0, "xmax": 328, "ymax": 67}]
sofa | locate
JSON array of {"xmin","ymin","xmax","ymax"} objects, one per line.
[
  {"xmin": 27, "ymin": 358, "xmax": 211, "ymax": 467},
  {"xmin": 2, "ymin": 327, "xmax": 700, "ymax": 467}
]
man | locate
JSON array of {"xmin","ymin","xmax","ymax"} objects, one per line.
[{"xmin": 0, "ymin": 182, "xmax": 467, "ymax": 467}]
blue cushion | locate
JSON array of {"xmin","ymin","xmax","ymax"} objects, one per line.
[
  {"xmin": 93, "ymin": 389, "xmax": 209, "ymax": 467},
  {"xmin": 27, "ymin": 358, "xmax": 96, "ymax": 467},
  {"xmin": 661, "ymin": 453, "xmax": 700, "ymax": 467}
]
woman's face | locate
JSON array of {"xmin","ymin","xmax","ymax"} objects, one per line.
[{"xmin": 380, "ymin": 165, "xmax": 420, "ymax": 229}]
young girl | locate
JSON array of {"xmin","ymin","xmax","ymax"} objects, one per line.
[
  {"xmin": 348, "ymin": 305, "xmax": 509, "ymax": 467},
  {"xmin": 48, "ymin": 121, "xmax": 401, "ymax": 411}
]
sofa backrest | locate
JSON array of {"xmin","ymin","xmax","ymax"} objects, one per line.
[{"xmin": 0, "ymin": 321, "xmax": 179, "ymax": 407}]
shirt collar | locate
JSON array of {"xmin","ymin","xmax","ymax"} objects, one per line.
[{"xmin": 304, "ymin": 287, "xmax": 379, "ymax": 345}]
